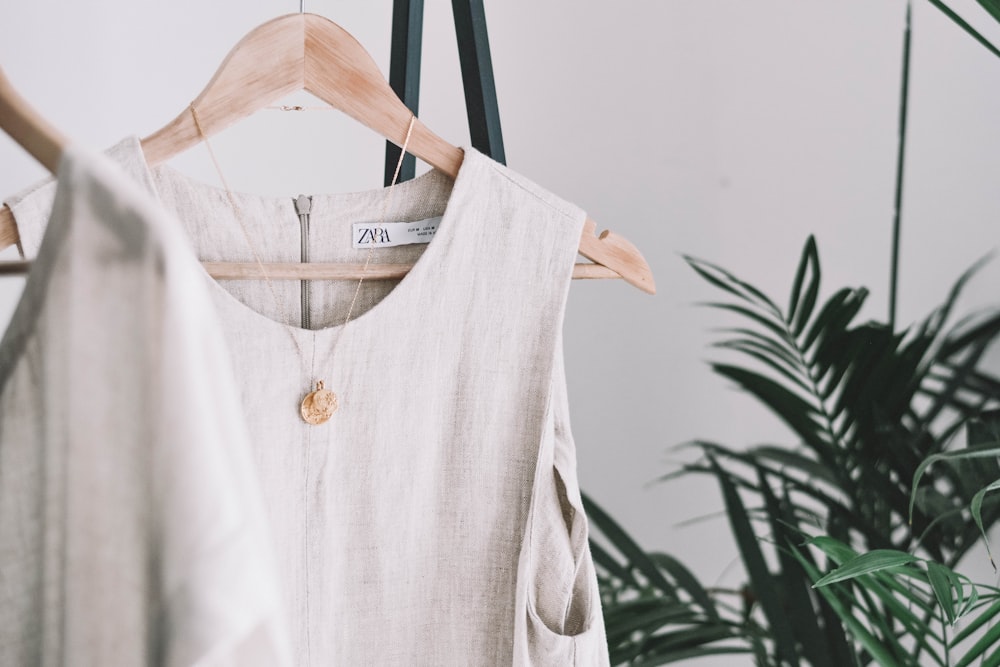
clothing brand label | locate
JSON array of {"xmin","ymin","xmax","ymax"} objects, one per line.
[{"xmin": 352, "ymin": 217, "xmax": 442, "ymax": 249}]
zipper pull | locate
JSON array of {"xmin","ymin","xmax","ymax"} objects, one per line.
[{"xmin": 294, "ymin": 194, "xmax": 312, "ymax": 217}]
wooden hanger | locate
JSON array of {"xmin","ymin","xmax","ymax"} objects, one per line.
[
  {"xmin": 0, "ymin": 66, "xmax": 65, "ymax": 274},
  {"xmin": 0, "ymin": 68, "xmax": 64, "ymax": 174},
  {"xmin": 0, "ymin": 13, "xmax": 655, "ymax": 294}
]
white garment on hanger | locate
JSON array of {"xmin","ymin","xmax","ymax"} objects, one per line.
[
  {"xmin": 0, "ymin": 145, "xmax": 291, "ymax": 667},
  {"xmin": 5, "ymin": 137, "xmax": 611, "ymax": 666}
]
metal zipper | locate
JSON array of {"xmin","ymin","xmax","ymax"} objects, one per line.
[{"xmin": 294, "ymin": 194, "xmax": 313, "ymax": 330}]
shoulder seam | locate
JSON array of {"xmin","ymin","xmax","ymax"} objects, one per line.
[{"xmin": 483, "ymin": 161, "xmax": 584, "ymax": 223}]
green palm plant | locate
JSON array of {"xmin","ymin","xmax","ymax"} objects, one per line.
[
  {"xmin": 800, "ymin": 534, "xmax": 996, "ymax": 666},
  {"xmin": 590, "ymin": 236, "xmax": 1000, "ymax": 665},
  {"xmin": 584, "ymin": 492, "xmax": 767, "ymax": 664},
  {"xmin": 793, "ymin": 412, "xmax": 1000, "ymax": 666},
  {"xmin": 683, "ymin": 236, "xmax": 1000, "ymax": 557},
  {"xmin": 587, "ymin": 2, "xmax": 1000, "ymax": 664},
  {"xmin": 668, "ymin": 237, "xmax": 1000, "ymax": 665}
]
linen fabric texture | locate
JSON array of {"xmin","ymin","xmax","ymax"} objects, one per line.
[
  {"xmin": 0, "ymin": 146, "xmax": 292, "ymax": 666},
  {"xmin": 4, "ymin": 137, "xmax": 611, "ymax": 665}
]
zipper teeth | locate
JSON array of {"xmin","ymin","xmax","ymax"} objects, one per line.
[{"xmin": 295, "ymin": 195, "xmax": 313, "ymax": 330}]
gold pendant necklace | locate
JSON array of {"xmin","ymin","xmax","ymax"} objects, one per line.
[
  {"xmin": 190, "ymin": 105, "xmax": 416, "ymax": 425},
  {"xmin": 300, "ymin": 380, "xmax": 338, "ymax": 425}
]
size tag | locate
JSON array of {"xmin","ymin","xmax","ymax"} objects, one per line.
[{"xmin": 352, "ymin": 217, "xmax": 442, "ymax": 248}]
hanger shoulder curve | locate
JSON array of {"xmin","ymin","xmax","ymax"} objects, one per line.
[
  {"xmin": 141, "ymin": 14, "xmax": 307, "ymax": 166},
  {"xmin": 141, "ymin": 13, "xmax": 464, "ymax": 177},
  {"xmin": 0, "ymin": 68, "xmax": 65, "ymax": 175},
  {"xmin": 301, "ymin": 15, "xmax": 463, "ymax": 178}
]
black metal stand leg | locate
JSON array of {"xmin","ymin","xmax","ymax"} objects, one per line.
[
  {"xmin": 451, "ymin": 0, "xmax": 505, "ymax": 164},
  {"xmin": 385, "ymin": 0, "xmax": 425, "ymax": 185},
  {"xmin": 384, "ymin": 0, "xmax": 506, "ymax": 181}
]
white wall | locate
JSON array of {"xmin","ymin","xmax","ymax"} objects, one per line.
[{"xmin": 2, "ymin": 1, "xmax": 999, "ymax": 664}]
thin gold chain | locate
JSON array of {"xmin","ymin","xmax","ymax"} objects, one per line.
[
  {"xmin": 189, "ymin": 106, "xmax": 417, "ymax": 396},
  {"xmin": 189, "ymin": 105, "xmax": 300, "ymax": 353},
  {"xmin": 343, "ymin": 116, "xmax": 415, "ymax": 327}
]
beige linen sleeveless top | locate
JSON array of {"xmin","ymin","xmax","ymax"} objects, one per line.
[{"xmin": 7, "ymin": 137, "xmax": 610, "ymax": 665}]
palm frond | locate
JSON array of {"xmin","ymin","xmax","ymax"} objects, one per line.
[{"xmin": 583, "ymin": 492, "xmax": 758, "ymax": 664}]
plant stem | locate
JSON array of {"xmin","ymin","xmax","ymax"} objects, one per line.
[
  {"xmin": 943, "ymin": 611, "xmax": 949, "ymax": 667},
  {"xmin": 890, "ymin": 0, "xmax": 913, "ymax": 332}
]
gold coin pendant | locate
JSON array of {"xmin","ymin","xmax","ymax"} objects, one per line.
[{"xmin": 300, "ymin": 380, "xmax": 338, "ymax": 425}]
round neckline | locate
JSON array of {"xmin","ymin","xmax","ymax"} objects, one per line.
[{"xmin": 127, "ymin": 137, "xmax": 477, "ymax": 341}]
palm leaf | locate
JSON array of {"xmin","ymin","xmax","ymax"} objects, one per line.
[
  {"xmin": 951, "ymin": 598, "xmax": 1000, "ymax": 646},
  {"xmin": 940, "ymin": 310, "xmax": 1000, "ymax": 360},
  {"xmin": 802, "ymin": 287, "xmax": 868, "ymax": 354},
  {"xmin": 582, "ymin": 492, "xmax": 675, "ymax": 595},
  {"xmin": 702, "ymin": 302, "xmax": 791, "ymax": 342},
  {"xmin": 583, "ymin": 491, "xmax": 758, "ymax": 664},
  {"xmin": 624, "ymin": 644, "xmax": 752, "ymax": 667},
  {"xmin": 910, "ymin": 447, "xmax": 1000, "ymax": 565},
  {"xmin": 678, "ymin": 442, "xmax": 875, "ymax": 541},
  {"xmin": 791, "ymin": 548, "xmax": 897, "ymax": 665},
  {"xmin": 926, "ymin": 0, "xmax": 1000, "ymax": 59},
  {"xmin": 813, "ymin": 550, "xmax": 919, "ymax": 587},
  {"xmin": 711, "ymin": 457, "xmax": 801, "ymax": 665},
  {"xmin": 805, "ymin": 537, "xmax": 951, "ymax": 665},
  {"xmin": 788, "ymin": 234, "xmax": 821, "ymax": 336},
  {"xmin": 973, "ymin": 0, "xmax": 1000, "ymax": 23},
  {"xmin": 757, "ymin": 468, "xmax": 841, "ymax": 666},
  {"xmin": 684, "ymin": 255, "xmax": 783, "ymax": 317},
  {"xmin": 954, "ymin": 617, "xmax": 1000, "ymax": 667},
  {"xmin": 713, "ymin": 340, "xmax": 812, "ymax": 393},
  {"xmin": 711, "ymin": 364, "xmax": 829, "ymax": 453},
  {"xmin": 648, "ymin": 552, "xmax": 721, "ymax": 621},
  {"xmin": 926, "ymin": 560, "xmax": 959, "ymax": 625},
  {"xmin": 717, "ymin": 326, "xmax": 804, "ymax": 370},
  {"xmin": 970, "ymin": 478, "xmax": 1000, "ymax": 568},
  {"xmin": 749, "ymin": 445, "xmax": 840, "ymax": 486}
]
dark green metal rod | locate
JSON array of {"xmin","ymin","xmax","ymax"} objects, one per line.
[
  {"xmin": 890, "ymin": 1, "xmax": 913, "ymax": 331},
  {"xmin": 384, "ymin": 0, "xmax": 425, "ymax": 186}
]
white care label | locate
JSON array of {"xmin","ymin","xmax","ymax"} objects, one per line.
[{"xmin": 352, "ymin": 217, "xmax": 442, "ymax": 249}]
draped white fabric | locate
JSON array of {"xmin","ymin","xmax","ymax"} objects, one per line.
[{"xmin": 0, "ymin": 146, "xmax": 291, "ymax": 667}]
